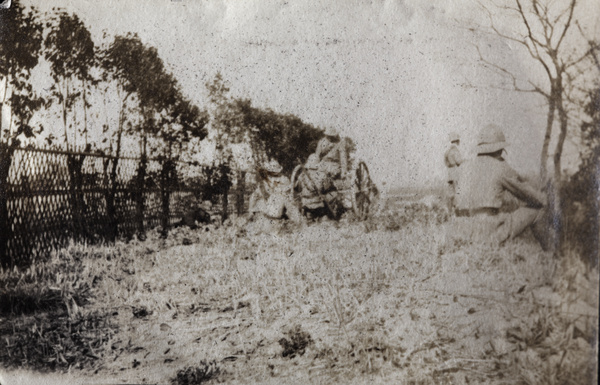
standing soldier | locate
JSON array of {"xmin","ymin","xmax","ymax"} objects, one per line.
[
  {"xmin": 315, "ymin": 127, "xmax": 349, "ymax": 189},
  {"xmin": 444, "ymin": 132, "xmax": 463, "ymax": 213},
  {"xmin": 453, "ymin": 124, "xmax": 552, "ymax": 250}
]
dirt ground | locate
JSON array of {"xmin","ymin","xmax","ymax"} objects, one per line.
[{"xmin": 1, "ymin": 199, "xmax": 598, "ymax": 385}]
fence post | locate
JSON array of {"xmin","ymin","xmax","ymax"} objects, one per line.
[
  {"xmin": 160, "ymin": 158, "xmax": 174, "ymax": 238},
  {"xmin": 135, "ymin": 155, "xmax": 147, "ymax": 238},
  {"xmin": 236, "ymin": 170, "xmax": 246, "ymax": 215},
  {"xmin": 103, "ymin": 156, "xmax": 119, "ymax": 243},
  {"xmin": 220, "ymin": 164, "xmax": 229, "ymax": 222},
  {"xmin": 0, "ymin": 143, "xmax": 15, "ymax": 268},
  {"xmin": 67, "ymin": 153, "xmax": 86, "ymax": 242}
]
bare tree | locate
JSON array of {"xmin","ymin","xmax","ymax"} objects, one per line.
[{"xmin": 477, "ymin": 0, "xmax": 597, "ymax": 181}]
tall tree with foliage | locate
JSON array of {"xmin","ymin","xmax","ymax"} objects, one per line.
[
  {"xmin": 0, "ymin": 0, "xmax": 45, "ymax": 268},
  {"xmin": 0, "ymin": 0, "xmax": 45, "ymax": 145},
  {"xmin": 205, "ymin": 73, "xmax": 243, "ymax": 166},
  {"xmin": 45, "ymin": 11, "xmax": 96, "ymax": 150},
  {"xmin": 45, "ymin": 11, "xmax": 97, "ymax": 239},
  {"xmin": 101, "ymin": 33, "xmax": 208, "ymax": 235},
  {"xmin": 204, "ymin": 74, "xmax": 244, "ymax": 220},
  {"xmin": 233, "ymin": 98, "xmax": 323, "ymax": 173},
  {"xmin": 101, "ymin": 33, "xmax": 147, "ymax": 157},
  {"xmin": 205, "ymin": 74, "xmax": 324, "ymax": 174}
]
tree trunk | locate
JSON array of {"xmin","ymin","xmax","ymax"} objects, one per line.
[
  {"xmin": 67, "ymin": 153, "xmax": 86, "ymax": 242},
  {"xmin": 160, "ymin": 157, "xmax": 174, "ymax": 238},
  {"xmin": 105, "ymin": 92, "xmax": 131, "ymax": 242},
  {"xmin": 540, "ymin": 83, "xmax": 557, "ymax": 181},
  {"xmin": 0, "ymin": 76, "xmax": 7, "ymax": 143},
  {"xmin": 0, "ymin": 143, "xmax": 16, "ymax": 268},
  {"xmin": 553, "ymin": 88, "xmax": 569, "ymax": 254},
  {"xmin": 554, "ymin": 94, "xmax": 568, "ymax": 181},
  {"xmin": 62, "ymin": 79, "xmax": 70, "ymax": 150},
  {"xmin": 221, "ymin": 164, "xmax": 230, "ymax": 222},
  {"xmin": 236, "ymin": 170, "xmax": 246, "ymax": 215},
  {"xmin": 106, "ymin": 156, "xmax": 119, "ymax": 243},
  {"xmin": 135, "ymin": 154, "xmax": 147, "ymax": 238},
  {"xmin": 83, "ymin": 79, "xmax": 89, "ymax": 146}
]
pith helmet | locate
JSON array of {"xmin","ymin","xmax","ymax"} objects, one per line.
[
  {"xmin": 449, "ymin": 132, "xmax": 460, "ymax": 143},
  {"xmin": 263, "ymin": 159, "xmax": 283, "ymax": 173},
  {"xmin": 476, "ymin": 124, "xmax": 506, "ymax": 154},
  {"xmin": 324, "ymin": 126, "xmax": 340, "ymax": 137}
]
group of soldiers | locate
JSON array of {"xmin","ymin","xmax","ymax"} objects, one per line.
[
  {"xmin": 248, "ymin": 126, "xmax": 349, "ymax": 222},
  {"xmin": 444, "ymin": 124, "xmax": 552, "ymax": 251},
  {"xmin": 246, "ymin": 122, "xmax": 551, "ymax": 251}
]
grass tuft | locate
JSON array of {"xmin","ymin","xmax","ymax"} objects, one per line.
[{"xmin": 171, "ymin": 361, "xmax": 222, "ymax": 385}]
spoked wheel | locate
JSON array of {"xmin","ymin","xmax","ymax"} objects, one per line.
[{"xmin": 352, "ymin": 161, "xmax": 374, "ymax": 220}]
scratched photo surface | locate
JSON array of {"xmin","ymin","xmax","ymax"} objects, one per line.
[{"xmin": 0, "ymin": 0, "xmax": 598, "ymax": 384}]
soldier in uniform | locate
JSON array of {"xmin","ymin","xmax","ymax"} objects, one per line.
[
  {"xmin": 314, "ymin": 126, "xmax": 349, "ymax": 188},
  {"xmin": 248, "ymin": 159, "xmax": 301, "ymax": 222},
  {"xmin": 454, "ymin": 124, "xmax": 552, "ymax": 250},
  {"xmin": 444, "ymin": 132, "xmax": 463, "ymax": 213}
]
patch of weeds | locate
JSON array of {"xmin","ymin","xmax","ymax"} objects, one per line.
[
  {"xmin": 349, "ymin": 334, "xmax": 399, "ymax": 374},
  {"xmin": 0, "ymin": 249, "xmax": 97, "ymax": 315},
  {"xmin": 0, "ymin": 310, "xmax": 116, "ymax": 371},
  {"xmin": 504, "ymin": 303, "xmax": 598, "ymax": 385},
  {"xmin": 372, "ymin": 202, "xmax": 449, "ymax": 232},
  {"xmin": 278, "ymin": 325, "xmax": 313, "ymax": 358},
  {"xmin": 171, "ymin": 361, "xmax": 222, "ymax": 385},
  {"xmin": 381, "ymin": 213, "xmax": 402, "ymax": 232},
  {"xmin": 132, "ymin": 306, "xmax": 152, "ymax": 318}
]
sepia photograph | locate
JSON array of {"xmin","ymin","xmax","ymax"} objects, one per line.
[{"xmin": 0, "ymin": 0, "xmax": 598, "ymax": 384}]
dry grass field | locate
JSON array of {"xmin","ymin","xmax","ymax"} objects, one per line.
[{"xmin": 1, "ymin": 195, "xmax": 598, "ymax": 385}]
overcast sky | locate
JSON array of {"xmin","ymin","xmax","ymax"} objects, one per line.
[{"xmin": 12, "ymin": 0, "xmax": 600, "ymax": 188}]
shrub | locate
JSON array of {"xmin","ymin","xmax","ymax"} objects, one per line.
[
  {"xmin": 278, "ymin": 325, "xmax": 313, "ymax": 358},
  {"xmin": 171, "ymin": 361, "xmax": 222, "ymax": 385}
]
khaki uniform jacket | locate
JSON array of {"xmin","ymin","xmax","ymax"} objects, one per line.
[
  {"xmin": 455, "ymin": 155, "xmax": 545, "ymax": 211},
  {"xmin": 315, "ymin": 137, "xmax": 348, "ymax": 176},
  {"xmin": 444, "ymin": 144, "xmax": 463, "ymax": 183},
  {"xmin": 451, "ymin": 155, "xmax": 550, "ymax": 248}
]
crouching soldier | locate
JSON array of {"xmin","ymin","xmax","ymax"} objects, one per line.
[
  {"xmin": 176, "ymin": 199, "xmax": 212, "ymax": 229},
  {"xmin": 453, "ymin": 124, "xmax": 553, "ymax": 251},
  {"xmin": 249, "ymin": 159, "xmax": 302, "ymax": 222}
]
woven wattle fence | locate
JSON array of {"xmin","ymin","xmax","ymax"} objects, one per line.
[{"xmin": 0, "ymin": 145, "xmax": 251, "ymax": 268}]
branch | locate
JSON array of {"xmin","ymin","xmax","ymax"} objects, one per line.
[
  {"xmin": 516, "ymin": 0, "xmax": 546, "ymax": 48},
  {"xmin": 480, "ymin": 0, "xmax": 550, "ymax": 70},
  {"xmin": 475, "ymin": 44, "xmax": 546, "ymax": 96},
  {"xmin": 564, "ymin": 46, "xmax": 594, "ymax": 69},
  {"xmin": 555, "ymin": 0, "xmax": 576, "ymax": 51},
  {"xmin": 532, "ymin": 0, "xmax": 552, "ymax": 46},
  {"xmin": 479, "ymin": 1, "xmax": 529, "ymax": 47},
  {"xmin": 576, "ymin": 21, "xmax": 600, "ymax": 71},
  {"xmin": 514, "ymin": 0, "xmax": 558, "ymax": 78}
]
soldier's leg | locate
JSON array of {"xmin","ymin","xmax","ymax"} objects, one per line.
[
  {"xmin": 282, "ymin": 197, "xmax": 303, "ymax": 223},
  {"xmin": 265, "ymin": 194, "xmax": 286, "ymax": 218},
  {"xmin": 503, "ymin": 206, "xmax": 542, "ymax": 244},
  {"xmin": 446, "ymin": 182, "xmax": 455, "ymax": 214},
  {"xmin": 530, "ymin": 206, "xmax": 556, "ymax": 252}
]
